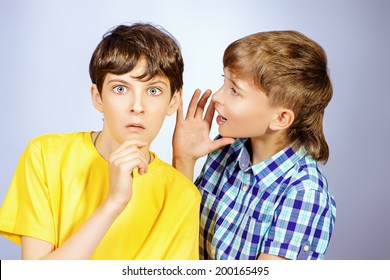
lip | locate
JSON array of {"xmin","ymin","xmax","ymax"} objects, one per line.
[
  {"xmin": 216, "ymin": 115, "xmax": 227, "ymax": 126},
  {"xmin": 215, "ymin": 109, "xmax": 227, "ymax": 126},
  {"xmin": 126, "ymin": 123, "xmax": 145, "ymax": 132}
]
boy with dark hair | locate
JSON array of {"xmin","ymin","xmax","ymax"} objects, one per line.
[{"xmin": 0, "ymin": 23, "xmax": 200, "ymax": 260}]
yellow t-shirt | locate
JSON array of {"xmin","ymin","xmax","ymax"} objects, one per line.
[{"xmin": 0, "ymin": 132, "xmax": 200, "ymax": 259}]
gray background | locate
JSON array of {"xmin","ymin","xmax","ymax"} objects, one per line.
[{"xmin": 1, "ymin": 0, "xmax": 389, "ymax": 259}]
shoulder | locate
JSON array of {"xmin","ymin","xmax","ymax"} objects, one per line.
[
  {"xmin": 21, "ymin": 132, "xmax": 90, "ymax": 163},
  {"xmin": 277, "ymin": 152, "xmax": 336, "ymax": 216},
  {"xmin": 27, "ymin": 132, "xmax": 89, "ymax": 151},
  {"xmin": 29, "ymin": 132, "xmax": 87, "ymax": 145},
  {"xmin": 282, "ymin": 154, "xmax": 335, "ymax": 213},
  {"xmin": 287, "ymin": 154, "xmax": 328, "ymax": 193},
  {"xmin": 28, "ymin": 132, "xmax": 87, "ymax": 147}
]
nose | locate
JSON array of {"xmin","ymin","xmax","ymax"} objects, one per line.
[
  {"xmin": 130, "ymin": 93, "xmax": 144, "ymax": 113},
  {"xmin": 211, "ymin": 86, "xmax": 223, "ymax": 104}
]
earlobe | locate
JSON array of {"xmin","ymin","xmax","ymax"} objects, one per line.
[
  {"xmin": 90, "ymin": 84, "xmax": 103, "ymax": 112},
  {"xmin": 167, "ymin": 89, "xmax": 182, "ymax": 116},
  {"xmin": 270, "ymin": 109, "xmax": 295, "ymax": 131}
]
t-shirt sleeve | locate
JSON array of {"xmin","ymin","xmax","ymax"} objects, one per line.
[
  {"xmin": 174, "ymin": 195, "xmax": 200, "ymax": 260},
  {"xmin": 0, "ymin": 140, "xmax": 55, "ymax": 245},
  {"xmin": 261, "ymin": 186, "xmax": 336, "ymax": 260}
]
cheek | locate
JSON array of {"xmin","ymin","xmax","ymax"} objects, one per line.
[
  {"xmin": 149, "ymin": 95, "xmax": 174, "ymax": 116},
  {"xmin": 146, "ymin": 104, "xmax": 169, "ymax": 126},
  {"xmin": 149, "ymin": 99, "xmax": 171, "ymax": 115},
  {"xmin": 104, "ymin": 104, "xmax": 126, "ymax": 121},
  {"xmin": 104, "ymin": 96, "xmax": 127, "ymax": 110},
  {"xmin": 226, "ymin": 101, "xmax": 254, "ymax": 121},
  {"xmin": 229, "ymin": 104, "xmax": 268, "ymax": 132}
]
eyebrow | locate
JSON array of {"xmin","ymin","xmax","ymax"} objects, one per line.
[
  {"xmin": 146, "ymin": 78, "xmax": 169, "ymax": 88},
  {"xmin": 229, "ymin": 77, "xmax": 243, "ymax": 91},
  {"xmin": 106, "ymin": 78, "xmax": 129, "ymax": 85},
  {"xmin": 222, "ymin": 73, "xmax": 243, "ymax": 91},
  {"xmin": 106, "ymin": 77, "xmax": 169, "ymax": 88}
]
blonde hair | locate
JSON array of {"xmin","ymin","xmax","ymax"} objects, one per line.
[{"xmin": 223, "ymin": 30, "xmax": 333, "ymax": 163}]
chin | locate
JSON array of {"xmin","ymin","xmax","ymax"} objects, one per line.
[
  {"xmin": 219, "ymin": 130, "xmax": 235, "ymax": 138},
  {"xmin": 219, "ymin": 130, "xmax": 246, "ymax": 139}
]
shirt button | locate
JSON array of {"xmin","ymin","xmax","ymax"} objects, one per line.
[
  {"xmin": 227, "ymin": 217, "xmax": 234, "ymax": 223},
  {"xmin": 303, "ymin": 245, "xmax": 310, "ymax": 252},
  {"xmin": 242, "ymin": 185, "xmax": 249, "ymax": 191}
]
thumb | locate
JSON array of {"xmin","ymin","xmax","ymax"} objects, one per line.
[{"xmin": 208, "ymin": 137, "xmax": 235, "ymax": 153}]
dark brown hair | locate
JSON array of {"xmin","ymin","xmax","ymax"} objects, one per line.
[
  {"xmin": 224, "ymin": 31, "xmax": 332, "ymax": 163},
  {"xmin": 89, "ymin": 23, "xmax": 183, "ymax": 96}
]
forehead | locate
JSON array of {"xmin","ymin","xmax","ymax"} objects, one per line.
[
  {"xmin": 128, "ymin": 58, "xmax": 148, "ymax": 77},
  {"xmin": 105, "ymin": 58, "xmax": 170, "ymax": 85},
  {"xmin": 224, "ymin": 67, "xmax": 268, "ymax": 97},
  {"xmin": 224, "ymin": 67, "xmax": 254, "ymax": 86}
]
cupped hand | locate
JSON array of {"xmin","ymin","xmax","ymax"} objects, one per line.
[{"xmin": 173, "ymin": 88, "xmax": 235, "ymax": 162}]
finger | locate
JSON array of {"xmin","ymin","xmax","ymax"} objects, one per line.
[
  {"xmin": 204, "ymin": 99, "xmax": 216, "ymax": 126},
  {"xmin": 208, "ymin": 137, "xmax": 235, "ymax": 154},
  {"xmin": 176, "ymin": 99, "xmax": 184, "ymax": 122},
  {"xmin": 110, "ymin": 151, "xmax": 149, "ymax": 174},
  {"xmin": 136, "ymin": 156, "xmax": 149, "ymax": 175},
  {"xmin": 186, "ymin": 89, "xmax": 201, "ymax": 119},
  {"xmin": 110, "ymin": 148, "xmax": 146, "ymax": 166},
  {"xmin": 122, "ymin": 138, "xmax": 149, "ymax": 147},
  {"xmin": 194, "ymin": 89, "xmax": 212, "ymax": 118},
  {"xmin": 111, "ymin": 153, "xmax": 148, "ymax": 169},
  {"xmin": 112, "ymin": 139, "xmax": 148, "ymax": 155},
  {"xmin": 110, "ymin": 143, "xmax": 147, "ymax": 165}
]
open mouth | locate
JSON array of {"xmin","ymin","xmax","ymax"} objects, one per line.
[{"xmin": 216, "ymin": 115, "xmax": 227, "ymax": 125}]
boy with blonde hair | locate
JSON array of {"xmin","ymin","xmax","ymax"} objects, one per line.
[{"xmin": 173, "ymin": 30, "xmax": 336, "ymax": 260}]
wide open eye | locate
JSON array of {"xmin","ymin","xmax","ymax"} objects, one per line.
[
  {"xmin": 113, "ymin": 85, "xmax": 127, "ymax": 94},
  {"xmin": 148, "ymin": 87, "xmax": 162, "ymax": 96}
]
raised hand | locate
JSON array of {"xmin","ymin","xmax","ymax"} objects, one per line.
[
  {"xmin": 107, "ymin": 139, "xmax": 149, "ymax": 209},
  {"xmin": 173, "ymin": 89, "xmax": 234, "ymax": 180}
]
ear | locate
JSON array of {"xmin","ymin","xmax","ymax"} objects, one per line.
[
  {"xmin": 90, "ymin": 84, "xmax": 103, "ymax": 112},
  {"xmin": 166, "ymin": 89, "xmax": 182, "ymax": 116},
  {"xmin": 269, "ymin": 108, "xmax": 295, "ymax": 131}
]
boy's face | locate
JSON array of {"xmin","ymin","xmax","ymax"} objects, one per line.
[
  {"xmin": 212, "ymin": 67, "xmax": 281, "ymax": 139},
  {"xmin": 92, "ymin": 58, "xmax": 181, "ymax": 146}
]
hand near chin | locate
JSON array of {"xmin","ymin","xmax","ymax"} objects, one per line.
[
  {"xmin": 106, "ymin": 139, "xmax": 148, "ymax": 209},
  {"xmin": 173, "ymin": 89, "xmax": 235, "ymax": 162}
]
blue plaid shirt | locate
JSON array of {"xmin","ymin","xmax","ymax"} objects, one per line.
[{"xmin": 195, "ymin": 138, "xmax": 336, "ymax": 260}]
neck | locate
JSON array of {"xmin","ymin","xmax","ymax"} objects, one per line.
[{"xmin": 249, "ymin": 134, "xmax": 286, "ymax": 165}]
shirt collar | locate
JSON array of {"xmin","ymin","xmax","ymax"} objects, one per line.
[
  {"xmin": 226, "ymin": 139, "xmax": 251, "ymax": 173},
  {"xmin": 229, "ymin": 139, "xmax": 308, "ymax": 187}
]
